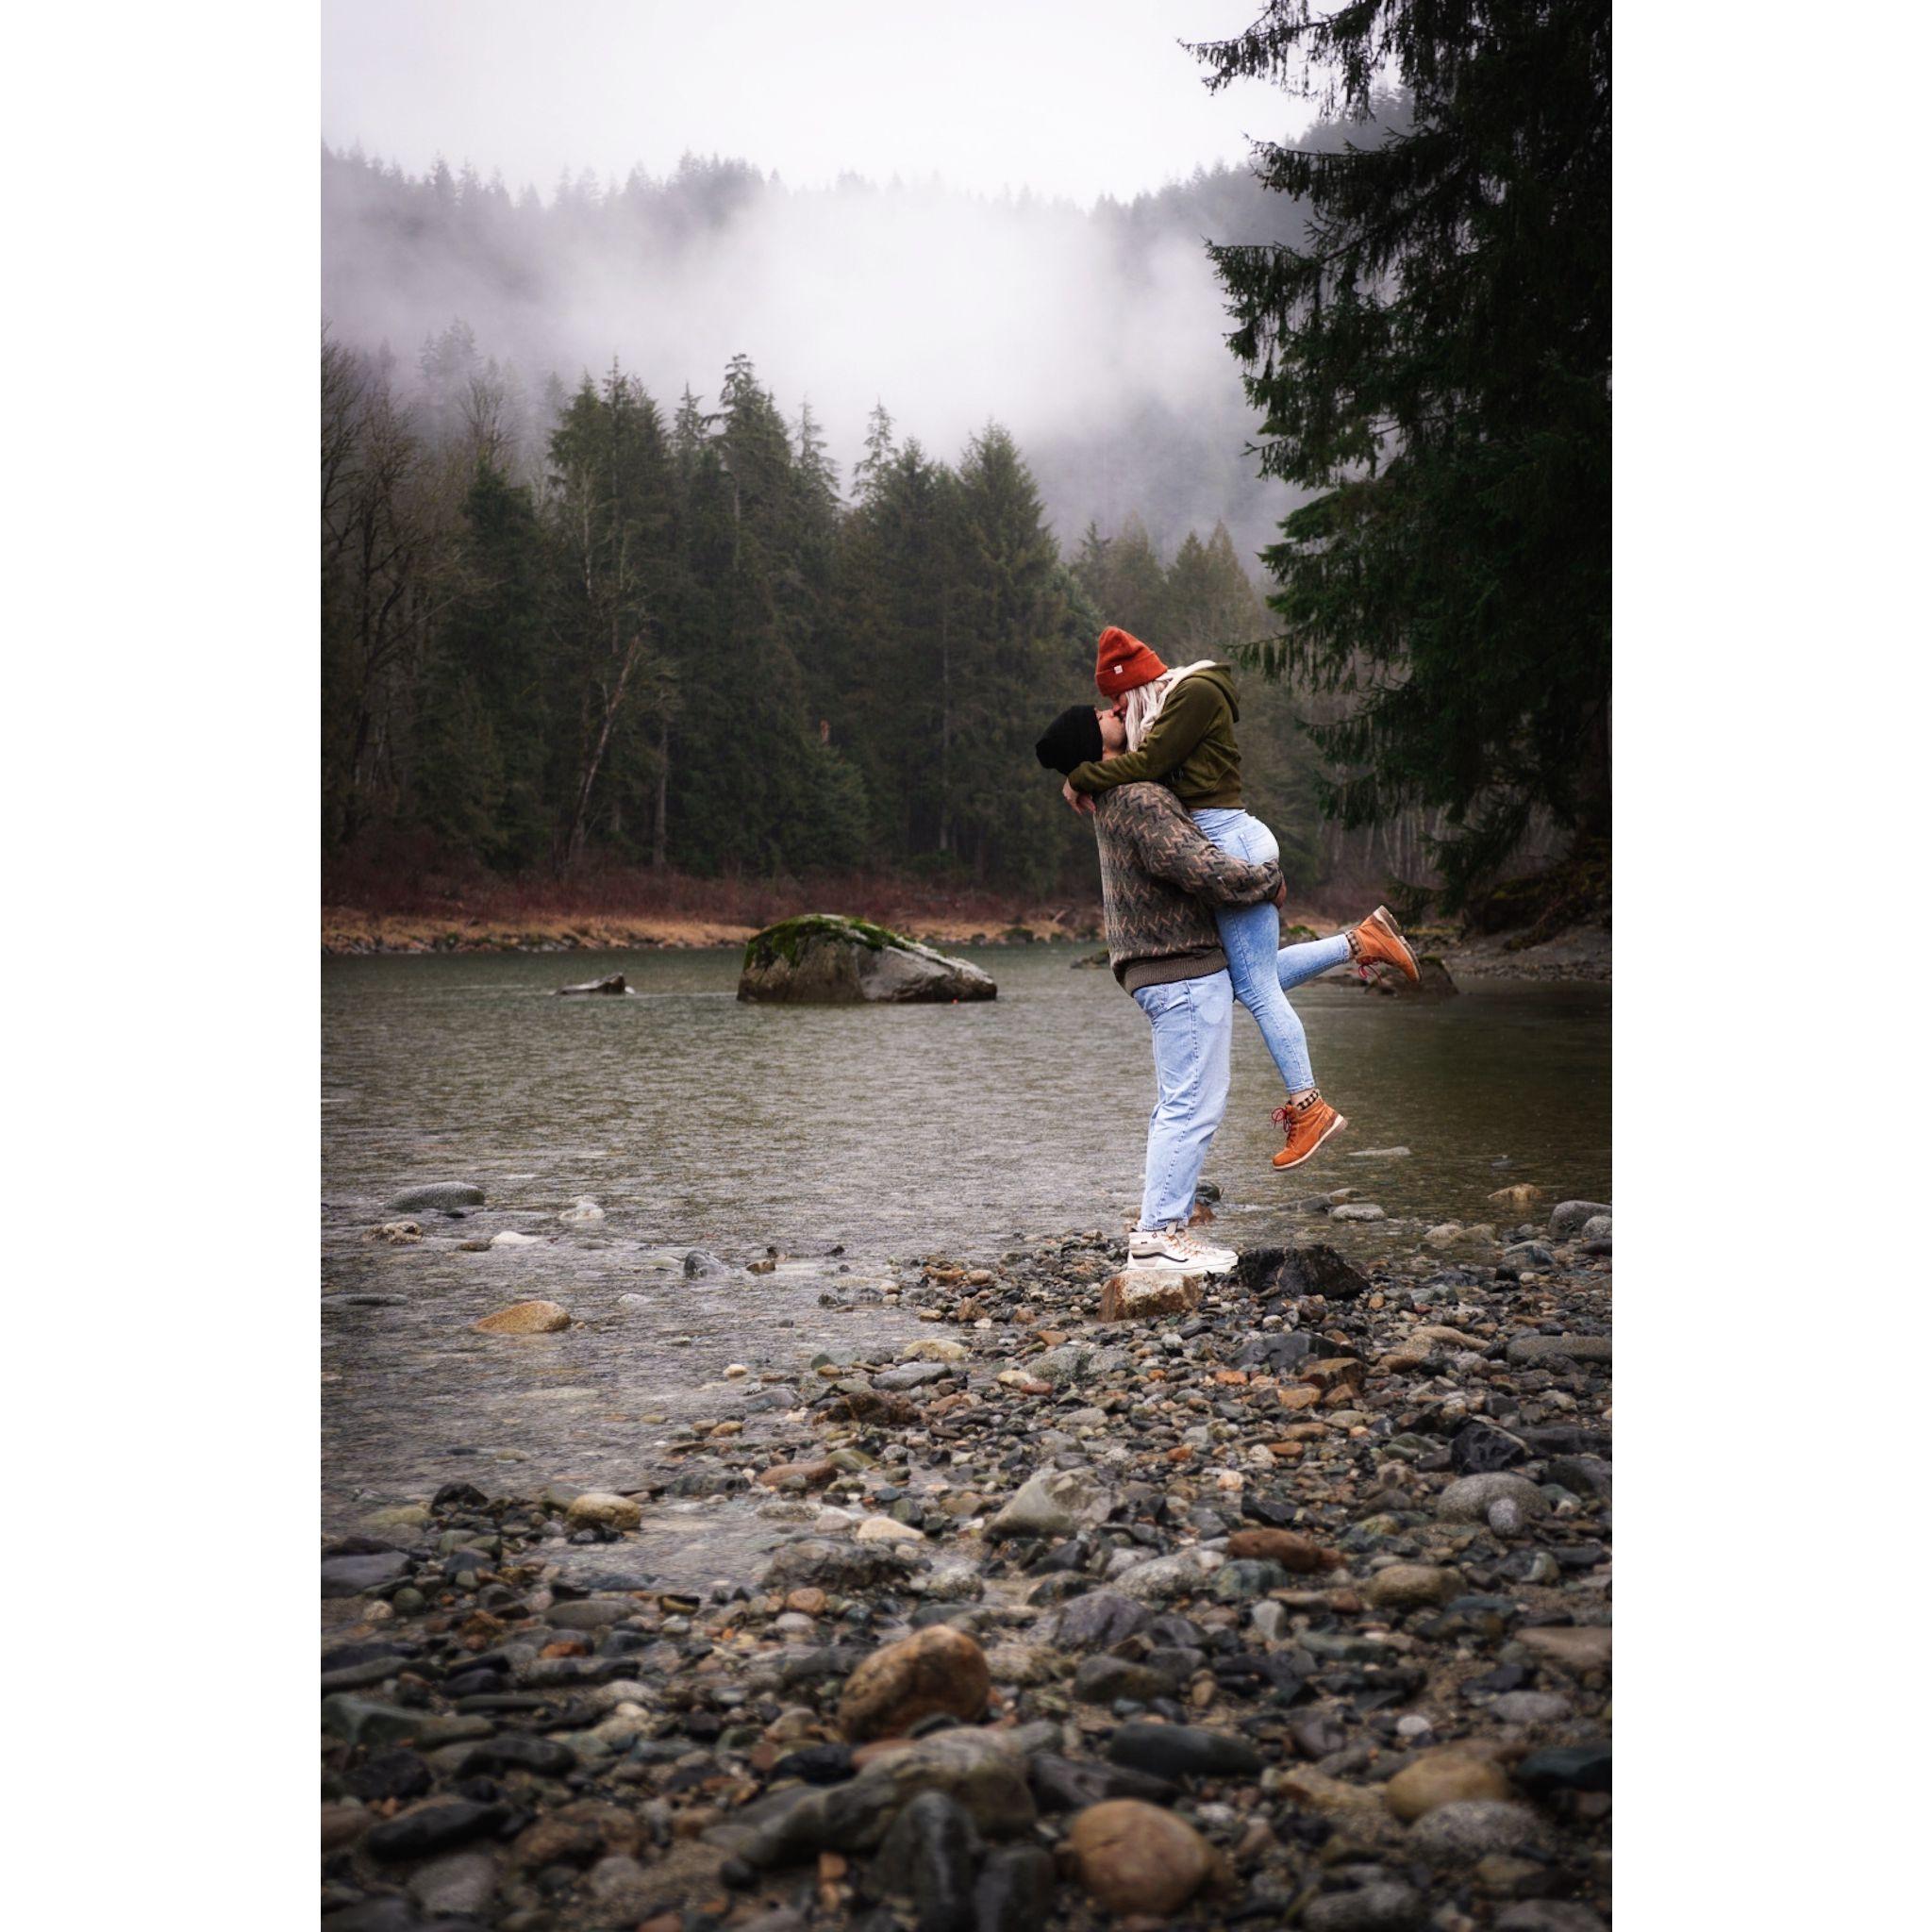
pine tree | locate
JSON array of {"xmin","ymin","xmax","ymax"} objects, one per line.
[
  {"xmin": 543, "ymin": 363, "xmax": 675, "ymax": 873},
  {"xmin": 1193, "ymin": 2, "xmax": 1610, "ymax": 903},
  {"xmin": 945, "ymin": 425, "xmax": 1089, "ymax": 888},
  {"xmin": 424, "ymin": 461, "xmax": 549, "ymax": 867}
]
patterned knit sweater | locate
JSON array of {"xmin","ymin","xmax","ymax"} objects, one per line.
[{"xmin": 1092, "ymin": 781, "xmax": 1283, "ymax": 992}]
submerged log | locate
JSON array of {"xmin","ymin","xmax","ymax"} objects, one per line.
[{"xmin": 557, "ymin": 973, "xmax": 628, "ymax": 996}]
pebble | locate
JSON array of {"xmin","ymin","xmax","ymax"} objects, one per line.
[
  {"xmin": 364, "ymin": 1799, "xmax": 507, "ymax": 1861},
  {"xmin": 1363, "ymin": 1562, "xmax": 1463, "ymax": 1610},
  {"xmin": 472, "ymin": 1299, "xmax": 571, "ymax": 1334},
  {"xmin": 407, "ymin": 1849, "xmax": 498, "ymax": 1918},
  {"xmin": 563, "ymin": 1490, "xmax": 641, "ymax": 1530},
  {"xmin": 1224, "ymin": 1528, "xmax": 1339, "ymax": 1572},
  {"xmin": 1517, "ymin": 1624, "xmax": 1612, "ymax": 1673},
  {"xmin": 387, "ymin": 1182, "xmax": 485, "ymax": 1212},
  {"xmin": 1064, "ymin": 1800, "xmax": 1224, "ymax": 1915},
  {"xmin": 1304, "ymin": 1881, "xmax": 1429, "ymax": 1931},
  {"xmin": 1495, "ymin": 1905, "xmax": 1609, "ymax": 1932},
  {"xmin": 871, "ymin": 1789, "xmax": 980, "ymax": 1928},
  {"xmin": 1548, "ymin": 1199, "xmax": 1612, "ymax": 1238},
  {"xmin": 837, "ymin": 1625, "xmax": 991, "ymax": 1741},
  {"xmin": 1488, "ymin": 1690, "xmax": 1574, "ymax": 1724},
  {"xmin": 1383, "ymin": 1749, "xmax": 1514, "ymax": 1820},
  {"xmin": 1105, "ymin": 1722, "xmax": 1262, "ymax": 1781},
  {"xmin": 1505, "ymin": 1331, "xmax": 1611, "ymax": 1366},
  {"xmin": 855, "ymin": 1513, "xmax": 927, "ymax": 1544},
  {"xmin": 488, "ymin": 1229, "xmax": 543, "ymax": 1248},
  {"xmin": 321, "ymin": 1551, "xmax": 408, "ymax": 1597},
  {"xmin": 1486, "ymin": 1184, "xmax": 1544, "ymax": 1212},
  {"xmin": 1437, "ymin": 1473, "xmax": 1551, "ymax": 1524},
  {"xmin": 1405, "ymin": 1799, "xmax": 1542, "ymax": 1863}
]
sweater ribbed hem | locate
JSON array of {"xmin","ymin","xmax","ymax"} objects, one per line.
[{"xmin": 1117, "ymin": 946, "xmax": 1228, "ymax": 993}]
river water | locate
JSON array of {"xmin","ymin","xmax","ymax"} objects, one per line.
[{"xmin": 322, "ymin": 944, "xmax": 1608, "ymax": 1541}]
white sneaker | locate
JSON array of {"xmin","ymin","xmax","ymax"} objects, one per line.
[
  {"xmin": 1128, "ymin": 1224, "xmax": 1236, "ymax": 1275},
  {"xmin": 1178, "ymin": 1226, "xmax": 1238, "ymax": 1274}
]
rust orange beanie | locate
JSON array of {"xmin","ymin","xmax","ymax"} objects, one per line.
[{"xmin": 1094, "ymin": 625, "xmax": 1167, "ymax": 696}]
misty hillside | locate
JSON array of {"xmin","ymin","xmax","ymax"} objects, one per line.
[{"xmin": 321, "ymin": 144, "xmax": 1320, "ymax": 562}]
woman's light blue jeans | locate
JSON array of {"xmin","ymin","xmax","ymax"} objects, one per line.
[
  {"xmin": 1130, "ymin": 971, "xmax": 1233, "ymax": 1229},
  {"xmin": 1192, "ymin": 807, "xmax": 1344, "ymax": 1097}
]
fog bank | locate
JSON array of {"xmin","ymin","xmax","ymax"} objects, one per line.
[{"xmin": 322, "ymin": 148, "xmax": 1315, "ymax": 560}]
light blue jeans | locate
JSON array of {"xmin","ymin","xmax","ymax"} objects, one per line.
[
  {"xmin": 1192, "ymin": 807, "xmax": 1330, "ymax": 1096},
  {"xmin": 1131, "ymin": 971, "xmax": 1233, "ymax": 1229},
  {"xmin": 1279, "ymin": 931, "xmax": 1353, "ymax": 991}
]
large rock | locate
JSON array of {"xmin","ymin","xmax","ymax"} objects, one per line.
[
  {"xmin": 838, "ymin": 1626, "xmax": 990, "ymax": 1741},
  {"xmin": 1064, "ymin": 1799, "xmax": 1226, "ymax": 1915},
  {"xmin": 1098, "ymin": 1271, "xmax": 1204, "ymax": 1322},
  {"xmin": 737, "ymin": 916, "xmax": 996, "ymax": 1006},
  {"xmin": 1231, "ymin": 1243, "xmax": 1370, "ymax": 1303}
]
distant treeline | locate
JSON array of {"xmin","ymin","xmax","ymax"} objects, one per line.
[{"xmin": 322, "ymin": 331, "xmax": 1361, "ymax": 895}]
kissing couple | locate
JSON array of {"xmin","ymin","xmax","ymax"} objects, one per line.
[{"xmin": 1037, "ymin": 625, "xmax": 1420, "ymax": 1276}]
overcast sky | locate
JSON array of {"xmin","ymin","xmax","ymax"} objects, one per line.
[{"xmin": 322, "ymin": 0, "xmax": 1311, "ymax": 206}]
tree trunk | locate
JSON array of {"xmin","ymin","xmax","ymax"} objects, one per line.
[
  {"xmin": 561, "ymin": 629, "xmax": 646, "ymax": 874},
  {"xmin": 651, "ymin": 714, "xmax": 669, "ymax": 869}
]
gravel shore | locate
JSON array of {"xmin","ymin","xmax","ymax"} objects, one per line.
[{"xmin": 322, "ymin": 1202, "xmax": 1611, "ymax": 1931}]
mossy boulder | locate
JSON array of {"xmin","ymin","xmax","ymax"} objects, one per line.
[{"xmin": 737, "ymin": 915, "xmax": 997, "ymax": 1006}]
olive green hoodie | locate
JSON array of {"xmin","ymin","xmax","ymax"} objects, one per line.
[{"xmin": 1065, "ymin": 662, "xmax": 1242, "ymax": 808}]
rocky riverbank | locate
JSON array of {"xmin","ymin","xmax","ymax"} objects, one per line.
[
  {"xmin": 322, "ymin": 1195, "xmax": 1610, "ymax": 1932},
  {"xmin": 322, "ymin": 911, "xmax": 1096, "ymax": 958}
]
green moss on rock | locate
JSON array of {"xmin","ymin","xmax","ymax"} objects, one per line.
[{"xmin": 741, "ymin": 913, "xmax": 908, "ymax": 974}]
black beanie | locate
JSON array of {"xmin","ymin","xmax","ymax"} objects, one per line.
[{"xmin": 1035, "ymin": 704, "xmax": 1104, "ymax": 776}]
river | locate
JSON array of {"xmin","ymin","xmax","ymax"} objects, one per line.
[{"xmin": 322, "ymin": 943, "xmax": 1607, "ymax": 1538}]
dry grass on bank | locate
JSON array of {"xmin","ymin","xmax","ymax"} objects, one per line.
[{"xmin": 321, "ymin": 861, "xmax": 1111, "ymax": 954}]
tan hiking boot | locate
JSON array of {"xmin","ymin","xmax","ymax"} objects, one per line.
[
  {"xmin": 1271, "ymin": 1092, "xmax": 1348, "ymax": 1170},
  {"xmin": 1356, "ymin": 905, "xmax": 1420, "ymax": 983}
]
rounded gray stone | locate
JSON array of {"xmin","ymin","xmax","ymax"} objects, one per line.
[
  {"xmin": 386, "ymin": 1182, "xmax": 485, "ymax": 1212},
  {"xmin": 1406, "ymin": 1798, "xmax": 1542, "ymax": 1863},
  {"xmin": 1436, "ymin": 1473, "xmax": 1550, "ymax": 1524}
]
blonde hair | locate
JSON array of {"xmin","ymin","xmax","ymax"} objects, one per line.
[{"xmin": 1123, "ymin": 659, "xmax": 1219, "ymax": 752}]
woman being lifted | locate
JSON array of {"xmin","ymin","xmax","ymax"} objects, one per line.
[{"xmin": 1061, "ymin": 625, "xmax": 1419, "ymax": 1171}]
